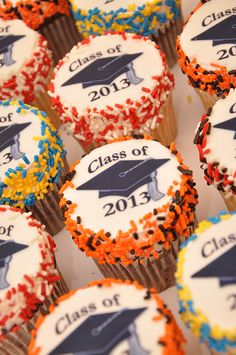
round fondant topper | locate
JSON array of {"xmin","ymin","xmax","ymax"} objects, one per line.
[
  {"xmin": 180, "ymin": 0, "xmax": 236, "ymax": 71},
  {"xmin": 54, "ymin": 33, "xmax": 163, "ymax": 111},
  {"xmin": 64, "ymin": 139, "xmax": 178, "ymax": 235},
  {"xmin": 29, "ymin": 280, "xmax": 185, "ymax": 354}
]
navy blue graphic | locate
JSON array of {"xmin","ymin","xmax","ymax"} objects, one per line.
[
  {"xmin": 214, "ymin": 117, "xmax": 236, "ymax": 139},
  {"xmin": 77, "ymin": 158, "xmax": 169, "ymax": 201},
  {"xmin": 192, "ymin": 244, "xmax": 236, "ymax": 287},
  {"xmin": 62, "ymin": 53, "xmax": 144, "ymax": 88},
  {"xmin": 50, "ymin": 308, "xmax": 149, "ymax": 355},
  {"xmin": 0, "ymin": 122, "xmax": 31, "ymax": 160},
  {"xmin": 0, "ymin": 239, "xmax": 28, "ymax": 289},
  {"xmin": 0, "ymin": 35, "xmax": 25, "ymax": 66},
  {"xmin": 191, "ymin": 15, "xmax": 236, "ymax": 46}
]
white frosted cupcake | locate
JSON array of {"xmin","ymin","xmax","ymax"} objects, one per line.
[
  {"xmin": 0, "ymin": 206, "xmax": 68, "ymax": 355},
  {"xmin": 29, "ymin": 279, "xmax": 185, "ymax": 355}
]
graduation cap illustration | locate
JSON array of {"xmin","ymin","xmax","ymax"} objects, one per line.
[
  {"xmin": 191, "ymin": 15, "xmax": 236, "ymax": 46},
  {"xmin": 76, "ymin": 158, "xmax": 169, "ymax": 201},
  {"xmin": 192, "ymin": 244, "xmax": 236, "ymax": 287},
  {"xmin": 0, "ymin": 35, "xmax": 25, "ymax": 66},
  {"xmin": 214, "ymin": 117, "xmax": 236, "ymax": 139},
  {"xmin": 49, "ymin": 307, "xmax": 149, "ymax": 355},
  {"xmin": 0, "ymin": 122, "xmax": 31, "ymax": 160},
  {"xmin": 62, "ymin": 53, "xmax": 144, "ymax": 88},
  {"xmin": 0, "ymin": 239, "xmax": 28, "ymax": 289}
]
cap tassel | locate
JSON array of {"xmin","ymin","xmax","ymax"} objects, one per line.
[
  {"xmin": 126, "ymin": 63, "xmax": 143, "ymax": 85},
  {"xmin": 128, "ymin": 323, "xmax": 150, "ymax": 355},
  {"xmin": 0, "ymin": 256, "xmax": 11, "ymax": 290},
  {"xmin": 11, "ymin": 134, "xmax": 24, "ymax": 160},
  {"xmin": 148, "ymin": 171, "xmax": 164, "ymax": 201},
  {"xmin": 3, "ymin": 44, "xmax": 15, "ymax": 66}
]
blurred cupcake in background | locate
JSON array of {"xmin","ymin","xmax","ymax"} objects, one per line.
[
  {"xmin": 29, "ymin": 279, "xmax": 185, "ymax": 355},
  {"xmin": 194, "ymin": 89, "xmax": 236, "ymax": 211},
  {"xmin": 0, "ymin": 0, "xmax": 81, "ymax": 63},
  {"xmin": 177, "ymin": 0, "xmax": 236, "ymax": 110},
  {"xmin": 0, "ymin": 100, "xmax": 68, "ymax": 235}
]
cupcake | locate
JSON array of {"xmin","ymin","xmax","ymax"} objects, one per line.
[
  {"xmin": 177, "ymin": 0, "xmax": 236, "ymax": 110},
  {"xmin": 29, "ymin": 278, "xmax": 185, "ymax": 355},
  {"xmin": 49, "ymin": 32, "xmax": 176, "ymax": 150},
  {"xmin": 0, "ymin": 18, "xmax": 60, "ymax": 128},
  {"xmin": 176, "ymin": 211, "xmax": 236, "ymax": 354},
  {"xmin": 0, "ymin": 0, "xmax": 81, "ymax": 63},
  {"xmin": 60, "ymin": 136, "xmax": 198, "ymax": 293},
  {"xmin": 0, "ymin": 100, "xmax": 68, "ymax": 236},
  {"xmin": 194, "ymin": 89, "xmax": 236, "ymax": 211},
  {"xmin": 0, "ymin": 205, "xmax": 68, "ymax": 355},
  {"xmin": 70, "ymin": 0, "xmax": 183, "ymax": 68}
]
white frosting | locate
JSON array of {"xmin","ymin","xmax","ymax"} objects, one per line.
[
  {"xmin": 183, "ymin": 215, "xmax": 236, "ymax": 329},
  {"xmin": 204, "ymin": 90, "xmax": 236, "ymax": 171},
  {"xmin": 53, "ymin": 33, "xmax": 163, "ymax": 111},
  {"xmin": 0, "ymin": 19, "xmax": 38, "ymax": 83},
  {"xmin": 0, "ymin": 208, "xmax": 42, "ymax": 297},
  {"xmin": 64, "ymin": 139, "xmax": 182, "ymax": 235},
  {"xmin": 33, "ymin": 283, "xmax": 166, "ymax": 355},
  {"xmin": 180, "ymin": 0, "xmax": 236, "ymax": 71},
  {"xmin": 0, "ymin": 104, "xmax": 41, "ymax": 181}
]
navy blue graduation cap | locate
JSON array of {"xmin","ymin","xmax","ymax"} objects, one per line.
[
  {"xmin": 0, "ymin": 122, "xmax": 31, "ymax": 159},
  {"xmin": 214, "ymin": 117, "xmax": 236, "ymax": 139},
  {"xmin": 49, "ymin": 307, "xmax": 149, "ymax": 355},
  {"xmin": 62, "ymin": 53, "xmax": 144, "ymax": 88},
  {"xmin": 0, "ymin": 35, "xmax": 25, "ymax": 66},
  {"xmin": 76, "ymin": 158, "xmax": 169, "ymax": 201},
  {"xmin": 0, "ymin": 239, "xmax": 28, "ymax": 289},
  {"xmin": 191, "ymin": 15, "xmax": 236, "ymax": 46},
  {"xmin": 192, "ymin": 244, "xmax": 236, "ymax": 287}
]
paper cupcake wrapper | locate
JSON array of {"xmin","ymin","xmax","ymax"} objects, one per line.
[
  {"xmin": 0, "ymin": 278, "xmax": 68, "ymax": 355},
  {"xmin": 151, "ymin": 93, "xmax": 177, "ymax": 146},
  {"xmin": 25, "ymin": 158, "xmax": 69, "ymax": 236},
  {"xmin": 220, "ymin": 191, "xmax": 236, "ymax": 212},
  {"xmin": 33, "ymin": 90, "xmax": 61, "ymax": 129},
  {"xmin": 95, "ymin": 238, "xmax": 183, "ymax": 293},
  {"xmin": 194, "ymin": 88, "xmax": 220, "ymax": 110},
  {"xmin": 39, "ymin": 14, "xmax": 82, "ymax": 64},
  {"xmin": 152, "ymin": 13, "xmax": 183, "ymax": 68}
]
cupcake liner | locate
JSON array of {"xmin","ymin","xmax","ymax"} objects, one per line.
[
  {"xmin": 25, "ymin": 158, "xmax": 69, "ymax": 236},
  {"xmin": 220, "ymin": 192, "xmax": 236, "ymax": 212},
  {"xmin": 95, "ymin": 238, "xmax": 182, "ymax": 293},
  {"xmin": 152, "ymin": 13, "xmax": 183, "ymax": 68},
  {"xmin": 194, "ymin": 88, "xmax": 220, "ymax": 110},
  {"xmin": 39, "ymin": 14, "xmax": 82, "ymax": 64},
  {"xmin": 0, "ymin": 279, "xmax": 68, "ymax": 355},
  {"xmin": 151, "ymin": 93, "xmax": 177, "ymax": 146},
  {"xmin": 33, "ymin": 90, "xmax": 61, "ymax": 129}
]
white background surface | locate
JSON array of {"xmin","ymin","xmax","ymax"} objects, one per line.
[{"xmin": 55, "ymin": 1, "xmax": 226, "ymax": 354}]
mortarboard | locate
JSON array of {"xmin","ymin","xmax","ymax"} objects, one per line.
[
  {"xmin": 191, "ymin": 244, "xmax": 236, "ymax": 287},
  {"xmin": 0, "ymin": 35, "xmax": 25, "ymax": 55},
  {"xmin": 214, "ymin": 117, "xmax": 236, "ymax": 139},
  {"xmin": 0, "ymin": 34, "xmax": 25, "ymax": 66},
  {"xmin": 0, "ymin": 122, "xmax": 31, "ymax": 159},
  {"xmin": 0, "ymin": 239, "xmax": 28, "ymax": 290},
  {"xmin": 76, "ymin": 158, "xmax": 169, "ymax": 201},
  {"xmin": 0, "ymin": 239, "xmax": 28, "ymax": 268},
  {"xmin": 49, "ymin": 307, "xmax": 149, "ymax": 355},
  {"xmin": 191, "ymin": 15, "xmax": 236, "ymax": 46},
  {"xmin": 62, "ymin": 53, "xmax": 144, "ymax": 88}
]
